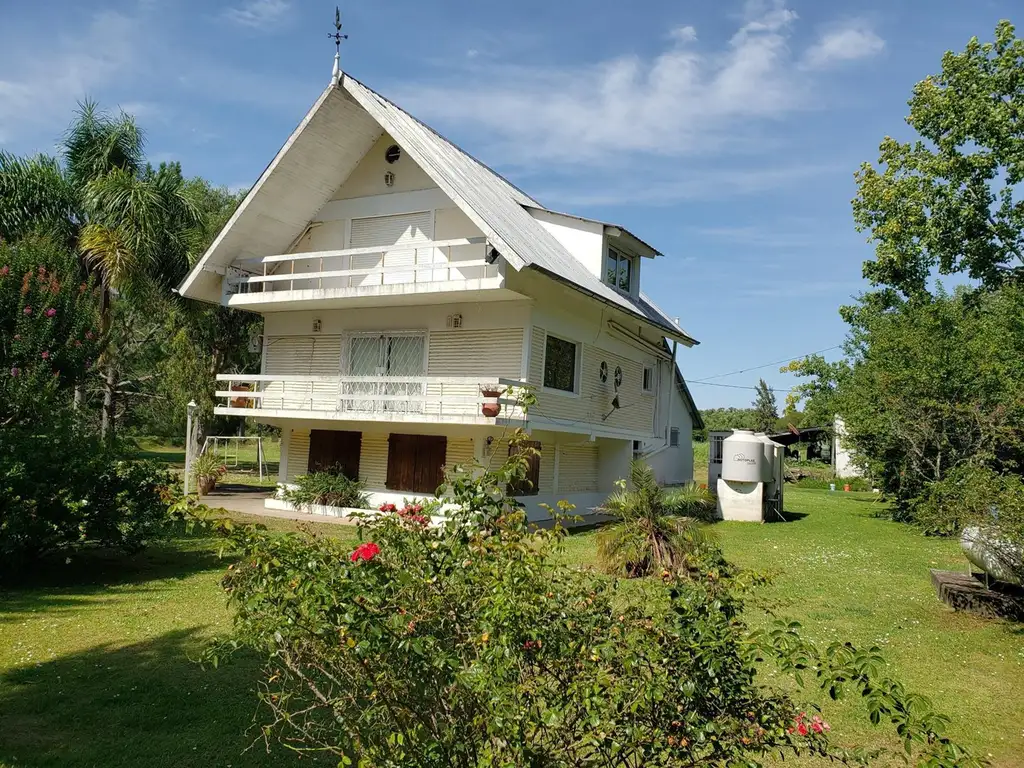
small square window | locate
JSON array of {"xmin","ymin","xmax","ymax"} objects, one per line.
[
  {"xmin": 642, "ymin": 365, "xmax": 655, "ymax": 393},
  {"xmin": 670, "ymin": 427, "xmax": 680, "ymax": 447},
  {"xmin": 543, "ymin": 334, "xmax": 579, "ymax": 393},
  {"xmin": 604, "ymin": 247, "xmax": 633, "ymax": 292}
]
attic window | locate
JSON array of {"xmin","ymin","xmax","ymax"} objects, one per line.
[
  {"xmin": 605, "ymin": 247, "xmax": 633, "ymax": 292},
  {"xmin": 385, "ymin": 144, "xmax": 401, "ymax": 164}
]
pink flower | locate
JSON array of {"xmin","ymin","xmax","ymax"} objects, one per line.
[
  {"xmin": 378, "ymin": 502, "xmax": 397, "ymax": 513},
  {"xmin": 74, "ymin": 340, "xmax": 82, "ymax": 347},
  {"xmin": 45, "ymin": 308, "xmax": 56, "ymax": 317},
  {"xmin": 0, "ymin": 265, "xmax": 8, "ymax": 276},
  {"xmin": 41, "ymin": 351, "xmax": 49, "ymax": 360},
  {"xmin": 13, "ymin": 334, "xmax": 19, "ymax": 340},
  {"xmin": 85, "ymin": 331, "xmax": 94, "ymax": 340},
  {"xmin": 797, "ymin": 722, "xmax": 808, "ymax": 736},
  {"xmin": 23, "ymin": 306, "xmax": 31, "ymax": 315},
  {"xmin": 350, "ymin": 542, "xmax": 380, "ymax": 563},
  {"xmin": 10, "ymin": 367, "xmax": 20, "ymax": 377}
]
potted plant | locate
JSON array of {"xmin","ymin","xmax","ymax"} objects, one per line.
[
  {"xmin": 191, "ymin": 451, "xmax": 227, "ymax": 496},
  {"xmin": 480, "ymin": 385, "xmax": 505, "ymax": 417}
]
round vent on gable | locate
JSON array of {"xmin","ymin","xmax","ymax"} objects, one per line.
[{"xmin": 385, "ymin": 144, "xmax": 401, "ymax": 164}]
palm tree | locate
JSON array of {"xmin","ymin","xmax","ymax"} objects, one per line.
[
  {"xmin": 0, "ymin": 102, "xmax": 199, "ymax": 438},
  {"xmin": 597, "ymin": 462, "xmax": 717, "ymax": 578}
]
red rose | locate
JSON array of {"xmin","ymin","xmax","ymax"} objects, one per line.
[{"xmin": 350, "ymin": 542, "xmax": 380, "ymax": 563}]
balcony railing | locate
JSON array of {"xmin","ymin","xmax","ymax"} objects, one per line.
[
  {"xmin": 215, "ymin": 374, "xmax": 525, "ymax": 423},
  {"xmin": 225, "ymin": 238, "xmax": 499, "ymax": 295}
]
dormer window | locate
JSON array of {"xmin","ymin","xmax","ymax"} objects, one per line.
[{"xmin": 605, "ymin": 247, "xmax": 633, "ymax": 292}]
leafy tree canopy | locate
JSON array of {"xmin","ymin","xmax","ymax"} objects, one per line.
[{"xmin": 854, "ymin": 20, "xmax": 1024, "ymax": 296}]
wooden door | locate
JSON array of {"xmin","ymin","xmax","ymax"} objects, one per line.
[
  {"xmin": 508, "ymin": 440, "xmax": 542, "ymax": 496},
  {"xmin": 386, "ymin": 434, "xmax": 447, "ymax": 494},
  {"xmin": 308, "ymin": 429, "xmax": 362, "ymax": 480}
]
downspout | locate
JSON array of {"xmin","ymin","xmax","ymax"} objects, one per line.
[{"xmin": 642, "ymin": 335, "xmax": 679, "ymax": 460}]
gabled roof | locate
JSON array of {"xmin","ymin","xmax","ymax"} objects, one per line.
[{"xmin": 179, "ymin": 73, "xmax": 697, "ymax": 345}]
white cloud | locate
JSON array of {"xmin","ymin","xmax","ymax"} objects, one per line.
[
  {"xmin": 802, "ymin": 22, "xmax": 885, "ymax": 69},
  {"xmin": 0, "ymin": 10, "xmax": 141, "ymax": 148},
  {"xmin": 393, "ymin": 0, "xmax": 813, "ymax": 167},
  {"xmin": 222, "ymin": 0, "xmax": 292, "ymax": 30},
  {"xmin": 669, "ymin": 26, "xmax": 698, "ymax": 43}
]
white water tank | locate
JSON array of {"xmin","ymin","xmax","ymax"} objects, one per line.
[
  {"xmin": 754, "ymin": 433, "xmax": 778, "ymax": 483},
  {"xmin": 721, "ymin": 430, "xmax": 764, "ymax": 483}
]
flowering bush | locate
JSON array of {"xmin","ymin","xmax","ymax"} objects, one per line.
[
  {"xmin": 0, "ymin": 239, "xmax": 169, "ymax": 570},
  {"xmin": 205, "ymin": 432, "xmax": 979, "ymax": 767},
  {"xmin": 0, "ymin": 237, "xmax": 100, "ymax": 428}
]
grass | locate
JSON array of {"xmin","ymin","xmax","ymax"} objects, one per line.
[
  {"xmin": 2, "ymin": 492, "xmax": 1022, "ymax": 766},
  {"xmin": 131, "ymin": 437, "xmax": 282, "ymax": 488}
]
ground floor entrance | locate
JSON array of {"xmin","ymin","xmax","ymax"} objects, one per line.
[{"xmin": 273, "ymin": 424, "xmax": 633, "ymax": 519}]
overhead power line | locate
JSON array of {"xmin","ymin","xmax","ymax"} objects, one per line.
[
  {"xmin": 687, "ymin": 381, "xmax": 794, "ymax": 393},
  {"xmin": 689, "ymin": 345, "xmax": 842, "ymax": 384}
]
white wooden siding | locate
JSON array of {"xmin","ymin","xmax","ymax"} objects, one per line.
[
  {"xmin": 286, "ymin": 429, "xmax": 310, "ymax": 482},
  {"xmin": 538, "ymin": 442, "xmax": 555, "ymax": 494},
  {"xmin": 557, "ymin": 443, "xmax": 599, "ymax": 492},
  {"xmin": 262, "ymin": 336, "xmax": 342, "ymax": 410},
  {"xmin": 360, "ymin": 432, "xmax": 389, "ymax": 488},
  {"xmin": 427, "ymin": 329, "xmax": 523, "ymax": 378},
  {"xmin": 445, "ymin": 438, "xmax": 475, "ymax": 470},
  {"xmin": 528, "ymin": 327, "xmax": 655, "ymax": 435}
]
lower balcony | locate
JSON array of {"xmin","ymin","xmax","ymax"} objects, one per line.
[{"xmin": 215, "ymin": 374, "xmax": 526, "ymax": 425}]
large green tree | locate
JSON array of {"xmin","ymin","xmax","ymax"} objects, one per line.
[
  {"xmin": 853, "ymin": 21, "xmax": 1024, "ymax": 296},
  {"xmin": 0, "ymin": 102, "xmax": 200, "ymax": 439},
  {"xmin": 751, "ymin": 378, "xmax": 778, "ymax": 433}
]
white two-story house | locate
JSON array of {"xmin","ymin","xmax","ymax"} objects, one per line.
[{"xmin": 178, "ymin": 71, "xmax": 701, "ymax": 519}]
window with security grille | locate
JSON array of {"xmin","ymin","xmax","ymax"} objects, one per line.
[
  {"xmin": 343, "ymin": 332, "xmax": 425, "ymax": 413},
  {"xmin": 670, "ymin": 427, "xmax": 680, "ymax": 447},
  {"xmin": 543, "ymin": 334, "xmax": 578, "ymax": 393}
]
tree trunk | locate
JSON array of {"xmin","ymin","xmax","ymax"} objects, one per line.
[
  {"xmin": 98, "ymin": 283, "xmax": 115, "ymax": 441},
  {"xmin": 101, "ymin": 362, "xmax": 117, "ymax": 442}
]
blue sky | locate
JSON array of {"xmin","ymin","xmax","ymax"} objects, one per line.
[{"xmin": 1, "ymin": 0, "xmax": 1018, "ymax": 408}]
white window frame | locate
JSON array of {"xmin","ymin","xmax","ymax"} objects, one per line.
[
  {"xmin": 604, "ymin": 246, "xmax": 634, "ymax": 293},
  {"xmin": 541, "ymin": 332, "xmax": 582, "ymax": 397},
  {"xmin": 642, "ymin": 364, "xmax": 656, "ymax": 395}
]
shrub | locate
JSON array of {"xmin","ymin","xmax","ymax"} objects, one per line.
[
  {"xmin": 663, "ymin": 481, "xmax": 717, "ymax": 520},
  {"xmin": 0, "ymin": 239, "xmax": 168, "ymax": 568},
  {"xmin": 190, "ymin": 450, "xmax": 226, "ymax": 486},
  {"xmin": 598, "ymin": 462, "xmax": 718, "ymax": 578},
  {"xmin": 206, "ymin": 439, "xmax": 978, "ymax": 767},
  {"xmin": 281, "ymin": 468, "xmax": 369, "ymax": 509}
]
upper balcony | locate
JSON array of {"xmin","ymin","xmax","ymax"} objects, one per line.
[
  {"xmin": 215, "ymin": 374, "xmax": 527, "ymax": 426},
  {"xmin": 220, "ymin": 238, "xmax": 513, "ymax": 311}
]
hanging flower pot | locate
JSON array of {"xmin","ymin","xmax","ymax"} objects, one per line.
[
  {"xmin": 482, "ymin": 401, "xmax": 502, "ymax": 418},
  {"xmin": 480, "ymin": 386, "xmax": 504, "ymax": 399}
]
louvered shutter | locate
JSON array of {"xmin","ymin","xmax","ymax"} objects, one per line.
[
  {"xmin": 349, "ymin": 211, "xmax": 434, "ymax": 248},
  {"xmin": 350, "ymin": 212, "xmax": 433, "ymax": 286}
]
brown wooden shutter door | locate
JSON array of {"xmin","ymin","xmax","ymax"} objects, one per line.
[
  {"xmin": 387, "ymin": 434, "xmax": 447, "ymax": 494},
  {"xmin": 308, "ymin": 430, "xmax": 362, "ymax": 480},
  {"xmin": 508, "ymin": 440, "xmax": 541, "ymax": 496}
]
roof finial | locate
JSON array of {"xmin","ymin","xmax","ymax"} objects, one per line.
[{"xmin": 328, "ymin": 6, "xmax": 348, "ymax": 86}]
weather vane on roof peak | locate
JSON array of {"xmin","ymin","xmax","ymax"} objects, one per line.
[{"xmin": 328, "ymin": 6, "xmax": 348, "ymax": 86}]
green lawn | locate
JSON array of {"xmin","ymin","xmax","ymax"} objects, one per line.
[
  {"xmin": 2, "ymin": 492, "xmax": 1022, "ymax": 767},
  {"xmin": 132, "ymin": 437, "xmax": 282, "ymax": 488}
]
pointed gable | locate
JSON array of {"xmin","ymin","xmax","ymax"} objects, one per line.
[{"xmin": 178, "ymin": 73, "xmax": 696, "ymax": 345}]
